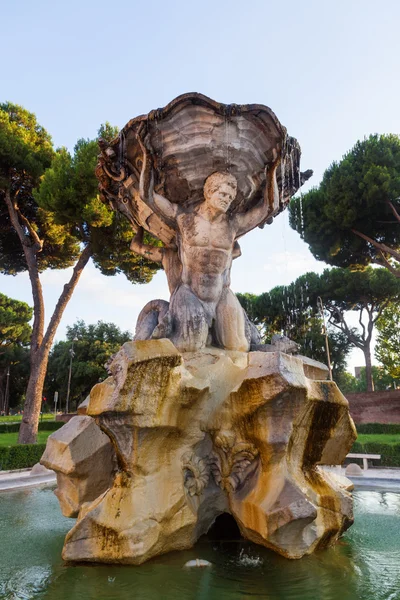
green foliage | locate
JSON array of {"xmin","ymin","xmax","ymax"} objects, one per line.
[
  {"xmin": 337, "ymin": 365, "xmax": 397, "ymax": 394},
  {"xmin": 316, "ymin": 267, "xmax": 400, "ymax": 318},
  {"xmin": 310, "ymin": 267, "xmax": 400, "ymax": 391},
  {"xmin": 0, "ymin": 431, "xmax": 52, "ymax": 446},
  {"xmin": 334, "ymin": 367, "xmax": 397, "ymax": 394},
  {"xmin": 356, "ymin": 434, "xmax": 400, "ymax": 444},
  {"xmin": 0, "ymin": 294, "xmax": 32, "ymax": 411},
  {"xmin": 0, "ymin": 103, "xmax": 79, "ymax": 274},
  {"xmin": 350, "ymin": 440, "xmax": 400, "ymax": 467},
  {"xmin": 0, "ymin": 345, "xmax": 30, "ymax": 411},
  {"xmin": 1, "ymin": 102, "xmax": 160, "ymax": 281},
  {"xmin": 0, "ymin": 413, "xmax": 55, "ymax": 423},
  {"xmin": 36, "ymin": 140, "xmax": 113, "ymax": 228},
  {"xmin": 97, "ymin": 122, "xmax": 119, "ymax": 143},
  {"xmin": 354, "ymin": 366, "xmax": 397, "ymax": 392},
  {"xmin": 36, "ymin": 420, "xmax": 62, "ymax": 431},
  {"xmin": 0, "ymin": 443, "xmax": 46, "ymax": 470},
  {"xmin": 289, "ymin": 134, "xmax": 400, "ymax": 271},
  {"xmin": 45, "ymin": 320, "xmax": 132, "ymax": 410},
  {"xmin": 0, "ymin": 421, "xmax": 63, "ymax": 434},
  {"xmin": 238, "ymin": 267, "xmax": 400, "ymax": 390},
  {"xmin": 0, "ymin": 293, "xmax": 32, "ymax": 348},
  {"xmin": 335, "ymin": 371, "xmax": 360, "ymax": 393},
  {"xmin": 34, "ymin": 134, "xmax": 160, "ymax": 284},
  {"xmin": 0, "ymin": 102, "xmax": 53, "ymax": 186},
  {"xmin": 375, "ymin": 303, "xmax": 400, "ymax": 379},
  {"xmin": 236, "ymin": 293, "xmax": 259, "ymax": 323},
  {"xmin": 91, "ymin": 213, "xmax": 161, "ymax": 284},
  {"xmin": 238, "ymin": 275, "xmax": 352, "ymax": 378},
  {"xmin": 0, "ymin": 422, "xmax": 21, "ymax": 433},
  {"xmin": 1, "ymin": 103, "xmax": 160, "ymax": 442},
  {"xmin": 356, "ymin": 423, "xmax": 400, "ymax": 434}
]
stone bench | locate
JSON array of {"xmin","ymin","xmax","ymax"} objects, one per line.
[{"xmin": 346, "ymin": 453, "xmax": 381, "ymax": 471}]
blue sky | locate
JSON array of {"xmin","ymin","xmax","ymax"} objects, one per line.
[{"xmin": 2, "ymin": 0, "xmax": 400, "ymax": 370}]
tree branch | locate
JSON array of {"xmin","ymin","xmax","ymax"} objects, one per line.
[
  {"xmin": 15, "ymin": 207, "xmax": 43, "ymax": 252},
  {"xmin": 4, "ymin": 188, "xmax": 45, "ymax": 351},
  {"xmin": 376, "ymin": 250, "xmax": 400, "ymax": 277},
  {"xmin": 327, "ymin": 311, "xmax": 364, "ymax": 350},
  {"xmin": 363, "ymin": 305, "xmax": 376, "ymax": 344},
  {"xmin": 387, "ymin": 201, "xmax": 400, "ymax": 224},
  {"xmin": 42, "ymin": 244, "xmax": 93, "ymax": 353},
  {"xmin": 352, "ymin": 228, "xmax": 400, "ymax": 262},
  {"xmin": 358, "ymin": 307, "xmax": 366, "ymax": 341}
]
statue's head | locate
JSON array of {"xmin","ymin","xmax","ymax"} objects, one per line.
[{"xmin": 203, "ymin": 172, "xmax": 237, "ymax": 213}]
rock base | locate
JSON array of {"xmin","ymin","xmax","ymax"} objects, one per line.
[{"xmin": 42, "ymin": 340, "xmax": 356, "ymax": 563}]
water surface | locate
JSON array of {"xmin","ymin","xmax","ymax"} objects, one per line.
[{"xmin": 0, "ymin": 487, "xmax": 399, "ymax": 600}]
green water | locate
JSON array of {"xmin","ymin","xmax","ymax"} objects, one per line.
[{"xmin": 0, "ymin": 488, "xmax": 399, "ymax": 600}]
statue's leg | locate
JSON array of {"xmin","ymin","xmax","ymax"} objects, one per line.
[
  {"xmin": 134, "ymin": 299, "xmax": 170, "ymax": 340},
  {"xmin": 169, "ymin": 285, "xmax": 209, "ymax": 352},
  {"xmin": 215, "ymin": 289, "xmax": 250, "ymax": 352}
]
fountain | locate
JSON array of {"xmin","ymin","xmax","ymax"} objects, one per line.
[{"xmin": 41, "ymin": 93, "xmax": 356, "ymax": 565}]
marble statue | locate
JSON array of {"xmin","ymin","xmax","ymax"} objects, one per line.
[
  {"xmin": 96, "ymin": 92, "xmax": 312, "ymax": 353},
  {"xmin": 136, "ymin": 157, "xmax": 270, "ymax": 352},
  {"xmin": 41, "ymin": 94, "xmax": 356, "ymax": 566}
]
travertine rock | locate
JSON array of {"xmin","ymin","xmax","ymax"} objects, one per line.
[
  {"xmin": 77, "ymin": 395, "xmax": 90, "ymax": 415},
  {"xmin": 58, "ymin": 340, "xmax": 356, "ymax": 564},
  {"xmin": 345, "ymin": 463, "xmax": 364, "ymax": 477},
  {"xmin": 40, "ymin": 416, "xmax": 116, "ymax": 517},
  {"xmin": 30, "ymin": 462, "xmax": 53, "ymax": 476}
]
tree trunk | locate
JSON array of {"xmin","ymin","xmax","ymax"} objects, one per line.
[
  {"xmin": 363, "ymin": 345, "xmax": 374, "ymax": 392},
  {"xmin": 5, "ymin": 186, "xmax": 93, "ymax": 443},
  {"xmin": 18, "ymin": 244, "xmax": 92, "ymax": 444},
  {"xmin": 18, "ymin": 349, "xmax": 49, "ymax": 443},
  {"xmin": 0, "ymin": 370, "xmax": 5, "ymax": 414}
]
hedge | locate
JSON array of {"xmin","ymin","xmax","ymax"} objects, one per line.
[
  {"xmin": 356, "ymin": 423, "xmax": 400, "ymax": 435},
  {"xmin": 350, "ymin": 441, "xmax": 400, "ymax": 467},
  {"xmin": 0, "ymin": 421, "xmax": 64, "ymax": 434},
  {"xmin": 0, "ymin": 444, "xmax": 47, "ymax": 470}
]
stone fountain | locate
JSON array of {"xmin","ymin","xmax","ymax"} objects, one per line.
[{"xmin": 41, "ymin": 93, "xmax": 356, "ymax": 564}]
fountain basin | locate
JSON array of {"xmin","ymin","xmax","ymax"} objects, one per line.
[{"xmin": 0, "ymin": 487, "xmax": 399, "ymax": 600}]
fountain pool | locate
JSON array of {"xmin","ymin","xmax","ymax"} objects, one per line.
[{"xmin": 0, "ymin": 487, "xmax": 399, "ymax": 600}]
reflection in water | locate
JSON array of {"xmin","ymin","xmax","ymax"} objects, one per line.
[{"xmin": 0, "ymin": 488, "xmax": 399, "ymax": 600}]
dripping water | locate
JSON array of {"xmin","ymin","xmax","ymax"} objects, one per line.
[
  {"xmin": 225, "ymin": 110, "xmax": 230, "ymax": 172},
  {"xmin": 298, "ymin": 168, "xmax": 305, "ymax": 237}
]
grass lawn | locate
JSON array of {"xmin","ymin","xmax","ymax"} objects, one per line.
[
  {"xmin": 0, "ymin": 431, "xmax": 52, "ymax": 446},
  {"xmin": 0, "ymin": 414, "xmax": 55, "ymax": 423},
  {"xmin": 356, "ymin": 433, "xmax": 400, "ymax": 445}
]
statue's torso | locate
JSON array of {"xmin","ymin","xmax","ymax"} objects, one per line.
[{"xmin": 177, "ymin": 212, "xmax": 235, "ymax": 302}]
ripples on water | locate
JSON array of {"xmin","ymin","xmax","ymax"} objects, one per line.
[{"xmin": 0, "ymin": 488, "xmax": 399, "ymax": 600}]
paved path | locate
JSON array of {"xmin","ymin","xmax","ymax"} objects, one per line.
[
  {"xmin": 0, "ymin": 467, "xmax": 56, "ymax": 492},
  {"xmin": 323, "ymin": 466, "xmax": 400, "ymax": 491},
  {"xmin": 325, "ymin": 465, "xmax": 400, "ymax": 479}
]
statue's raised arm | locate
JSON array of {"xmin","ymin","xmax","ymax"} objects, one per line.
[
  {"xmin": 136, "ymin": 130, "xmax": 179, "ymax": 230},
  {"xmin": 234, "ymin": 155, "xmax": 281, "ymax": 237}
]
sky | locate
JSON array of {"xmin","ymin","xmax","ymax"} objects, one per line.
[{"xmin": 1, "ymin": 0, "xmax": 400, "ymax": 372}]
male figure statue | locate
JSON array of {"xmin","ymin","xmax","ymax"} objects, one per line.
[{"xmin": 137, "ymin": 137, "xmax": 279, "ymax": 353}]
